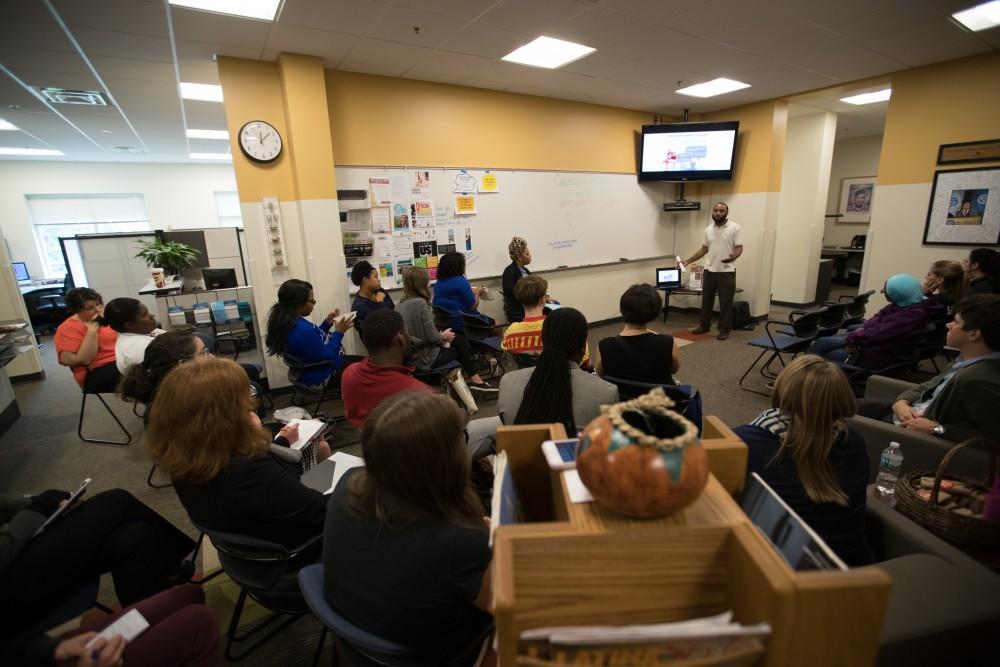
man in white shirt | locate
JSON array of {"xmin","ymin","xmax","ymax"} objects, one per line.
[{"xmin": 683, "ymin": 202, "xmax": 743, "ymax": 340}]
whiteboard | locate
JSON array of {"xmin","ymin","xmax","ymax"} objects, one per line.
[{"xmin": 334, "ymin": 167, "xmax": 675, "ymax": 283}]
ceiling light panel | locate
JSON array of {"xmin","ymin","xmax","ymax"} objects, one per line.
[
  {"xmin": 952, "ymin": 1, "xmax": 1000, "ymax": 32},
  {"xmin": 840, "ymin": 89, "xmax": 892, "ymax": 105},
  {"xmin": 180, "ymin": 82, "xmax": 224, "ymax": 102},
  {"xmin": 675, "ymin": 78, "xmax": 751, "ymax": 98},
  {"xmin": 0, "ymin": 147, "xmax": 64, "ymax": 156},
  {"xmin": 502, "ymin": 36, "xmax": 596, "ymax": 69},
  {"xmin": 0, "ymin": 119, "xmax": 19, "ymax": 131},
  {"xmin": 187, "ymin": 129, "xmax": 229, "ymax": 140},
  {"xmin": 168, "ymin": 0, "xmax": 281, "ymax": 21}
]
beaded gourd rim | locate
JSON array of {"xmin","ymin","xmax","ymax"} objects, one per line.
[{"xmin": 600, "ymin": 387, "xmax": 699, "ymax": 451}]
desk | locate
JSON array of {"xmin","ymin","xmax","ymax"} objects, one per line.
[
  {"xmin": 658, "ymin": 287, "xmax": 744, "ymax": 322},
  {"xmin": 821, "ymin": 246, "xmax": 865, "ymax": 283},
  {"xmin": 138, "ymin": 276, "xmax": 184, "ymax": 295},
  {"xmin": 19, "ymin": 282, "xmax": 63, "ymax": 296}
]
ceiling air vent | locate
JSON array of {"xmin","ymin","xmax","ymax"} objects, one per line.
[
  {"xmin": 37, "ymin": 87, "xmax": 109, "ymax": 106},
  {"xmin": 110, "ymin": 146, "xmax": 144, "ymax": 154}
]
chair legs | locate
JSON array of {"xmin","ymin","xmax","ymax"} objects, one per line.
[
  {"xmin": 187, "ymin": 533, "xmax": 223, "ymax": 585},
  {"xmin": 146, "ymin": 463, "xmax": 173, "ymax": 489},
  {"xmin": 78, "ymin": 392, "xmax": 132, "ymax": 446},
  {"xmin": 739, "ymin": 349, "xmax": 794, "ymax": 396},
  {"xmin": 224, "ymin": 588, "xmax": 305, "ymax": 661}
]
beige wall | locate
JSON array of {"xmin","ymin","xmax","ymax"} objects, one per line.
[{"xmin": 823, "ymin": 135, "xmax": 883, "ymax": 248}]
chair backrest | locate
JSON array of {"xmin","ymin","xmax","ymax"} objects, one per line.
[
  {"xmin": 818, "ymin": 302, "xmax": 849, "ymax": 332},
  {"xmin": 281, "ymin": 352, "xmax": 333, "ymax": 384},
  {"xmin": 63, "ymin": 271, "xmax": 75, "ymax": 293},
  {"xmin": 200, "ymin": 527, "xmax": 295, "ymax": 593},
  {"xmin": 432, "ymin": 305, "xmax": 455, "ymax": 330},
  {"xmin": 788, "ymin": 306, "xmax": 827, "ymax": 339},
  {"xmin": 512, "ymin": 353, "xmax": 538, "ymax": 369},
  {"xmin": 461, "ymin": 313, "xmax": 493, "ymax": 340},
  {"xmin": 602, "ymin": 375, "xmax": 690, "ymax": 404},
  {"xmin": 844, "ymin": 290, "xmax": 876, "ymax": 322}
]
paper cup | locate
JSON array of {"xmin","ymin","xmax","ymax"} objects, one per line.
[{"xmin": 151, "ymin": 268, "xmax": 165, "ymax": 288}]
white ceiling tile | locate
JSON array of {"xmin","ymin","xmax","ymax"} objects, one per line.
[
  {"xmin": 0, "ymin": 46, "xmax": 90, "ymax": 76},
  {"xmin": 545, "ymin": 6, "xmax": 650, "ymax": 51},
  {"xmin": 0, "ymin": 2, "xmax": 55, "ymax": 22},
  {"xmin": 0, "ymin": 133, "xmax": 50, "ymax": 150},
  {"xmin": 394, "ymin": 0, "xmax": 499, "ymax": 21},
  {"xmin": 0, "ymin": 86, "xmax": 49, "ymax": 114},
  {"xmin": 368, "ymin": 5, "xmax": 466, "ymax": 48},
  {"xmin": 52, "ymin": 0, "xmax": 169, "ymax": 37},
  {"xmin": 89, "ymin": 56, "xmax": 177, "ymax": 83},
  {"xmin": 71, "ymin": 27, "xmax": 174, "ymax": 63},
  {"xmin": 478, "ymin": 0, "xmax": 590, "ymax": 34},
  {"xmin": 407, "ymin": 51, "xmax": 496, "ymax": 79},
  {"xmin": 182, "ymin": 101, "xmax": 230, "ymax": 127},
  {"xmin": 168, "ymin": 7, "xmax": 273, "ymax": 49},
  {"xmin": 594, "ymin": 0, "xmax": 704, "ymax": 25},
  {"xmin": 441, "ymin": 23, "xmax": 531, "ymax": 59},
  {"xmin": 279, "ymin": 0, "xmax": 390, "ymax": 36},
  {"xmin": 189, "ymin": 137, "xmax": 231, "ymax": 153},
  {"xmin": 338, "ymin": 38, "xmax": 435, "ymax": 78},
  {"xmin": 857, "ymin": 22, "xmax": 992, "ymax": 68},
  {"xmin": 452, "ymin": 77, "xmax": 511, "ymax": 93},
  {"xmin": 0, "ymin": 17, "xmax": 73, "ymax": 52},
  {"xmin": 178, "ymin": 64, "xmax": 220, "ymax": 85},
  {"xmin": 561, "ymin": 50, "xmax": 639, "ymax": 79},
  {"xmin": 2, "ymin": 67, "xmax": 101, "ymax": 92},
  {"xmin": 264, "ymin": 24, "xmax": 359, "ymax": 65},
  {"xmin": 174, "ymin": 40, "xmax": 263, "ymax": 65},
  {"xmin": 400, "ymin": 70, "xmax": 462, "ymax": 85}
]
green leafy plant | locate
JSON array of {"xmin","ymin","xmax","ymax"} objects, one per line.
[{"xmin": 135, "ymin": 239, "xmax": 201, "ymax": 275}]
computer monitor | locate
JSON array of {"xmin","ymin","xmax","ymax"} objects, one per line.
[
  {"xmin": 12, "ymin": 261, "xmax": 29, "ymax": 283},
  {"xmin": 655, "ymin": 267, "xmax": 681, "ymax": 290},
  {"xmin": 741, "ymin": 473, "xmax": 846, "ymax": 571},
  {"xmin": 201, "ymin": 267, "xmax": 238, "ymax": 290}
]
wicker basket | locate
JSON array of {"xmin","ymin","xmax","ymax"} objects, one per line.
[{"xmin": 895, "ymin": 440, "xmax": 1000, "ymax": 551}]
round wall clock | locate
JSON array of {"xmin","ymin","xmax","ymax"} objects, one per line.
[{"xmin": 238, "ymin": 120, "xmax": 282, "ymax": 163}]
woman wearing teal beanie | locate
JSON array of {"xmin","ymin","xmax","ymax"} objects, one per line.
[{"xmin": 809, "ymin": 274, "xmax": 945, "ymax": 370}]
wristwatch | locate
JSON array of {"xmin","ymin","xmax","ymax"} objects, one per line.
[{"xmin": 932, "ymin": 423, "xmax": 945, "ymax": 436}]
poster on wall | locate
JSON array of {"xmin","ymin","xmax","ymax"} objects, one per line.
[
  {"xmin": 368, "ymin": 177, "xmax": 391, "ymax": 205},
  {"xmin": 837, "ymin": 176, "xmax": 875, "ymax": 224},
  {"xmin": 479, "ymin": 171, "xmax": 499, "ymax": 193},
  {"xmin": 412, "ymin": 170, "xmax": 431, "ymax": 193},
  {"xmin": 370, "ymin": 206, "xmax": 391, "ymax": 234},
  {"xmin": 923, "ymin": 167, "xmax": 1000, "ymax": 246},
  {"xmin": 410, "ymin": 200, "xmax": 435, "ymax": 228},
  {"xmin": 391, "ymin": 203, "xmax": 410, "ymax": 234},
  {"xmin": 455, "ymin": 195, "xmax": 477, "ymax": 215},
  {"xmin": 453, "ymin": 170, "xmax": 476, "ymax": 194}
]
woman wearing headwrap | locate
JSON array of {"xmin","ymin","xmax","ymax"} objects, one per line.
[
  {"xmin": 809, "ymin": 274, "xmax": 945, "ymax": 370},
  {"xmin": 502, "ymin": 236, "xmax": 532, "ymax": 323}
]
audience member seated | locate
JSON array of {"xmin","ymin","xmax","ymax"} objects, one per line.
[
  {"xmin": 857, "ymin": 294, "xmax": 1000, "ymax": 442},
  {"xmin": 0, "ymin": 487, "xmax": 196, "ymax": 635},
  {"xmin": 502, "ymin": 236, "xmax": 532, "ymax": 323},
  {"xmin": 809, "ymin": 273, "xmax": 944, "ymax": 369},
  {"xmin": 502, "ymin": 275, "xmax": 591, "ymax": 368},
  {"xmin": 397, "ymin": 266, "xmax": 496, "ymax": 393},
  {"xmin": 54, "ymin": 288, "xmax": 120, "ymax": 393},
  {"xmin": 119, "ymin": 332, "xmax": 207, "ymax": 413},
  {"xmin": 350, "ymin": 260, "xmax": 395, "ymax": 328},
  {"xmin": 596, "ymin": 283, "xmax": 679, "ymax": 384},
  {"xmin": 2, "ymin": 585, "xmax": 220, "ymax": 667},
  {"xmin": 323, "ymin": 391, "xmax": 492, "ymax": 665},
  {"xmin": 103, "ymin": 297, "xmax": 165, "ymax": 373},
  {"xmin": 146, "ymin": 358, "xmax": 327, "ymax": 551},
  {"xmin": 964, "ymin": 248, "xmax": 1000, "ymax": 296},
  {"xmin": 498, "ymin": 308, "xmax": 618, "ymax": 435},
  {"xmin": 734, "ymin": 355, "xmax": 871, "ymax": 566},
  {"xmin": 433, "ymin": 252, "xmax": 494, "ymax": 333},
  {"xmin": 922, "ymin": 259, "xmax": 965, "ymax": 314},
  {"xmin": 266, "ymin": 278, "xmax": 354, "ymax": 387}
]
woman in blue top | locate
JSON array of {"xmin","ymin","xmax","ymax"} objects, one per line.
[
  {"xmin": 266, "ymin": 279, "xmax": 354, "ymax": 387},
  {"xmin": 432, "ymin": 252, "xmax": 493, "ymax": 333}
]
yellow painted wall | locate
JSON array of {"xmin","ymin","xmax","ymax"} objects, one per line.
[
  {"xmin": 276, "ymin": 53, "xmax": 337, "ymax": 199},
  {"xmin": 325, "ymin": 71, "xmax": 653, "ymax": 173},
  {"xmin": 695, "ymin": 101, "xmax": 788, "ymax": 195},
  {"xmin": 878, "ymin": 51, "xmax": 1000, "ymax": 185}
]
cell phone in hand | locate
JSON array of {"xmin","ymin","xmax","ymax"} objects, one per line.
[
  {"xmin": 33, "ymin": 478, "xmax": 90, "ymax": 537},
  {"xmin": 542, "ymin": 439, "xmax": 580, "ymax": 471}
]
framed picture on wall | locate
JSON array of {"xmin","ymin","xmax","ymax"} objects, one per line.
[
  {"xmin": 923, "ymin": 167, "xmax": 1000, "ymax": 246},
  {"xmin": 837, "ymin": 176, "xmax": 875, "ymax": 223}
]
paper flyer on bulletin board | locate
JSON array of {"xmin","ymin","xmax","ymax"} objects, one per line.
[
  {"xmin": 370, "ymin": 206, "xmax": 391, "ymax": 234},
  {"xmin": 479, "ymin": 171, "xmax": 499, "ymax": 193},
  {"xmin": 369, "ymin": 177, "xmax": 391, "ymax": 205},
  {"xmin": 391, "ymin": 203, "xmax": 410, "ymax": 234},
  {"xmin": 453, "ymin": 170, "xmax": 476, "ymax": 194},
  {"xmin": 410, "ymin": 199, "xmax": 434, "ymax": 228},
  {"xmin": 455, "ymin": 195, "xmax": 477, "ymax": 215}
]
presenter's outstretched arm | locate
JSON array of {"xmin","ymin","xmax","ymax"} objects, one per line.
[{"xmin": 683, "ymin": 245, "xmax": 709, "ymax": 267}]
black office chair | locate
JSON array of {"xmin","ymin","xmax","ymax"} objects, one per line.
[
  {"xmin": 840, "ymin": 325, "xmax": 931, "ymax": 390},
  {"xmin": 24, "ymin": 287, "xmax": 66, "ymax": 335},
  {"xmin": 282, "ymin": 352, "xmax": 346, "ymax": 421},
  {"xmin": 431, "ymin": 304, "xmax": 455, "ymax": 331},
  {"xmin": 198, "ymin": 526, "xmax": 319, "ymax": 661},
  {"xmin": 839, "ymin": 290, "xmax": 876, "ymax": 328},
  {"xmin": 78, "ymin": 385, "xmax": 132, "ymax": 446},
  {"xmin": 461, "ymin": 313, "xmax": 504, "ymax": 382},
  {"xmin": 414, "ymin": 358, "xmax": 462, "ymax": 388},
  {"xmin": 739, "ymin": 306, "xmax": 827, "ymax": 396},
  {"xmin": 601, "ymin": 377, "xmax": 702, "ymax": 434}
]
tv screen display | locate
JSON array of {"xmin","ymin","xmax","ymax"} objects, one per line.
[{"xmin": 639, "ymin": 121, "xmax": 739, "ymax": 182}]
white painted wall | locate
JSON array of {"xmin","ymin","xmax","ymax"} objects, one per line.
[
  {"xmin": 0, "ymin": 161, "xmax": 238, "ymax": 279},
  {"xmin": 772, "ymin": 111, "xmax": 838, "ymax": 304},
  {"xmin": 823, "ymin": 135, "xmax": 883, "ymax": 247}
]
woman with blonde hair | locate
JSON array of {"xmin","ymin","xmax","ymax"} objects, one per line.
[
  {"xmin": 146, "ymin": 357, "xmax": 327, "ymax": 550},
  {"xmin": 923, "ymin": 259, "xmax": 965, "ymax": 311},
  {"xmin": 733, "ymin": 355, "xmax": 870, "ymax": 565}
]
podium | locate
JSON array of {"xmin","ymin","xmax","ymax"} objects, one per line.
[{"xmin": 493, "ymin": 420, "xmax": 890, "ymax": 667}]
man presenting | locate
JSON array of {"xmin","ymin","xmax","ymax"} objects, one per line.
[{"xmin": 683, "ymin": 202, "xmax": 742, "ymax": 340}]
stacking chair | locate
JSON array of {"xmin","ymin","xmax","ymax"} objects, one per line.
[
  {"xmin": 601, "ymin": 377, "xmax": 702, "ymax": 433},
  {"xmin": 839, "ymin": 289, "xmax": 876, "ymax": 328},
  {"xmin": 840, "ymin": 325, "xmax": 931, "ymax": 389},
  {"xmin": 297, "ymin": 564, "xmax": 494, "ymax": 667},
  {"xmin": 282, "ymin": 352, "xmax": 345, "ymax": 420},
  {"xmin": 78, "ymin": 386, "xmax": 132, "ymax": 446},
  {"xmin": 431, "ymin": 304, "xmax": 455, "ymax": 331},
  {"xmin": 199, "ymin": 526, "xmax": 318, "ymax": 661},
  {"xmin": 414, "ymin": 358, "xmax": 461, "ymax": 388},
  {"xmin": 739, "ymin": 306, "xmax": 826, "ymax": 395},
  {"xmin": 461, "ymin": 313, "xmax": 504, "ymax": 382}
]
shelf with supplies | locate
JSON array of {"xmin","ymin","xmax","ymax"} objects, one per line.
[{"xmin": 150, "ymin": 285, "xmax": 260, "ymax": 358}]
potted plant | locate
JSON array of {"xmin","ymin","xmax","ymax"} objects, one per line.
[{"xmin": 135, "ymin": 239, "xmax": 201, "ymax": 277}]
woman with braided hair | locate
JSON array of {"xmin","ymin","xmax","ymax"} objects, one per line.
[{"xmin": 502, "ymin": 236, "xmax": 532, "ymax": 323}]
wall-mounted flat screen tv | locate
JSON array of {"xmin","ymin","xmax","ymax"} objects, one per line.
[{"xmin": 639, "ymin": 121, "xmax": 739, "ymax": 182}]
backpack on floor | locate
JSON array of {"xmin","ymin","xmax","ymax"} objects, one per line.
[{"xmin": 731, "ymin": 301, "xmax": 756, "ymax": 330}]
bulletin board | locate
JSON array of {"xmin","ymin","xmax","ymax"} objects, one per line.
[{"xmin": 334, "ymin": 166, "xmax": 675, "ymax": 287}]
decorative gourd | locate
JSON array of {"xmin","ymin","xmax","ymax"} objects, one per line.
[{"xmin": 576, "ymin": 388, "xmax": 707, "ymax": 518}]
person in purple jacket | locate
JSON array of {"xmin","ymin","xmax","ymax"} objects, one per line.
[{"xmin": 809, "ymin": 274, "xmax": 944, "ymax": 370}]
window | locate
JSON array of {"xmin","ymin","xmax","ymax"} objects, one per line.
[
  {"xmin": 215, "ymin": 191, "xmax": 243, "ymax": 228},
  {"xmin": 26, "ymin": 194, "xmax": 150, "ymax": 277}
]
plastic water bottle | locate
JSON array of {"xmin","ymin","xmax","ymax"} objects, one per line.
[{"xmin": 875, "ymin": 442, "xmax": 904, "ymax": 502}]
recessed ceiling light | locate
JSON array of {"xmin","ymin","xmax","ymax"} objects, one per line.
[
  {"xmin": 502, "ymin": 36, "xmax": 596, "ymax": 69},
  {"xmin": 675, "ymin": 78, "xmax": 751, "ymax": 98},
  {"xmin": 0, "ymin": 119, "xmax": 19, "ymax": 131},
  {"xmin": 187, "ymin": 128, "xmax": 230, "ymax": 140},
  {"xmin": 180, "ymin": 82, "xmax": 224, "ymax": 103},
  {"xmin": 840, "ymin": 89, "xmax": 892, "ymax": 105},
  {"xmin": 190, "ymin": 152, "xmax": 232, "ymax": 160},
  {"xmin": 952, "ymin": 1, "xmax": 1000, "ymax": 31},
  {"xmin": 168, "ymin": 0, "xmax": 281, "ymax": 21},
  {"xmin": 0, "ymin": 147, "xmax": 64, "ymax": 156}
]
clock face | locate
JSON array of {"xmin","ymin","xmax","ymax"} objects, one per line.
[{"xmin": 238, "ymin": 120, "xmax": 282, "ymax": 163}]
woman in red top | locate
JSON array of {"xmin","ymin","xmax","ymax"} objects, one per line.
[{"xmin": 54, "ymin": 287, "xmax": 120, "ymax": 392}]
